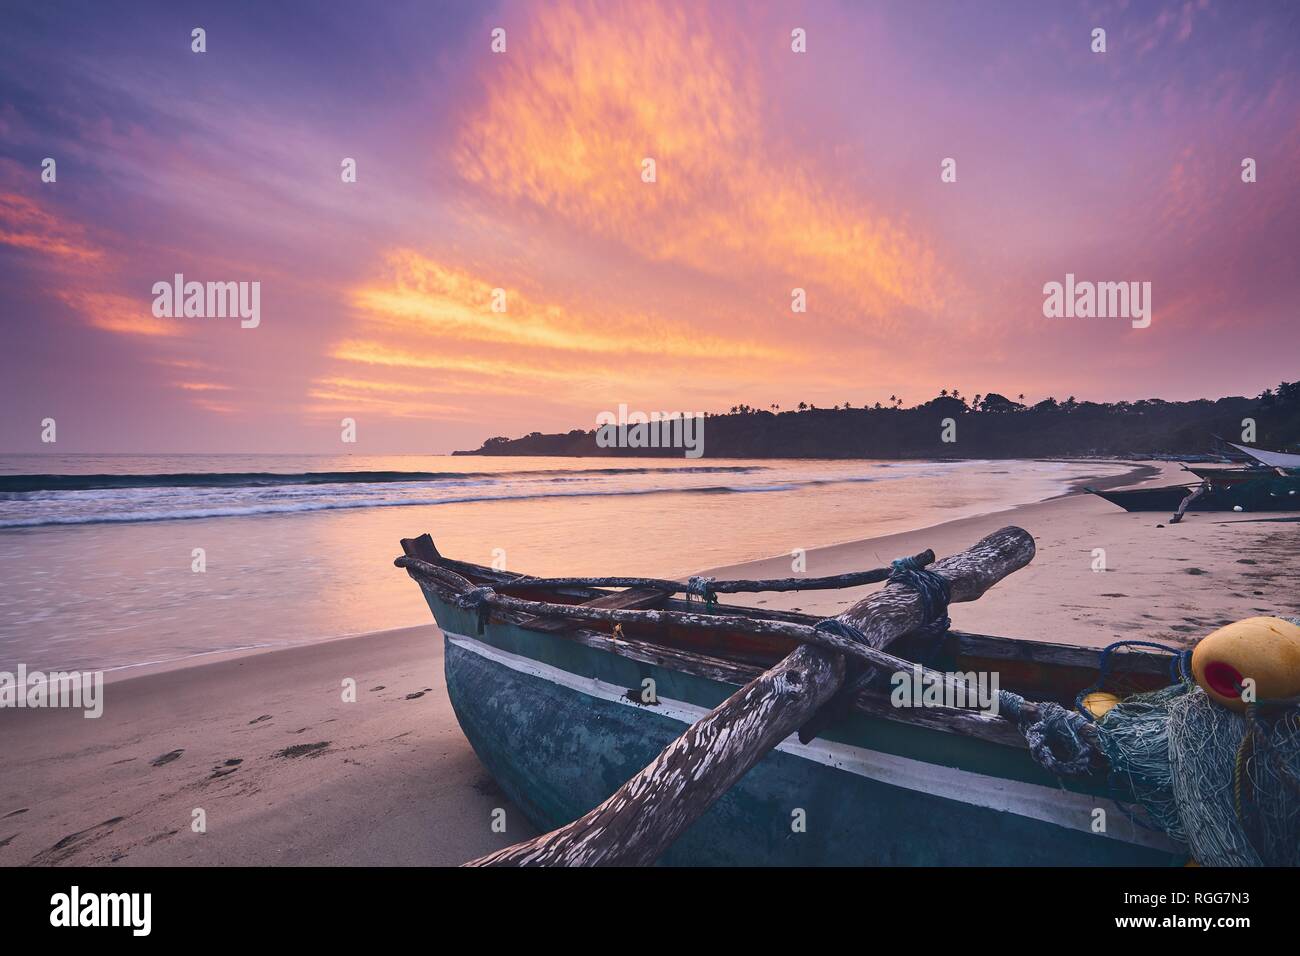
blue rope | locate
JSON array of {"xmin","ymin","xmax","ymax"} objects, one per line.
[
  {"xmin": 886, "ymin": 555, "xmax": 952, "ymax": 634},
  {"xmin": 813, "ymin": 617, "xmax": 869, "ymax": 644},
  {"xmin": 800, "ymin": 558, "xmax": 953, "ymax": 742},
  {"xmin": 999, "ymin": 690, "xmax": 1096, "ymax": 775},
  {"xmin": 1073, "ymin": 639, "xmax": 1190, "ymax": 720},
  {"xmin": 807, "ymin": 555, "xmax": 951, "ymax": 660}
]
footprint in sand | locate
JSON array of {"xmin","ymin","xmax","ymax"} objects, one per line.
[
  {"xmin": 404, "ymin": 691, "xmax": 426, "ymax": 700},
  {"xmin": 248, "ymin": 715, "xmax": 273, "ymax": 725},
  {"xmin": 34, "ymin": 816, "xmax": 125, "ymax": 864},
  {"xmin": 150, "ymin": 750, "xmax": 184, "ymax": 767},
  {"xmin": 209, "ymin": 757, "xmax": 243, "ymax": 779},
  {"xmin": 273, "ymin": 742, "xmax": 330, "ymax": 759}
]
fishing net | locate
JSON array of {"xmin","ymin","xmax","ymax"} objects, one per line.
[{"xmin": 1097, "ymin": 682, "xmax": 1300, "ymax": 866}]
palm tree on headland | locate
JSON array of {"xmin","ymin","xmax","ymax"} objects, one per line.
[{"xmin": 798, "ymin": 402, "xmax": 807, "ymax": 412}]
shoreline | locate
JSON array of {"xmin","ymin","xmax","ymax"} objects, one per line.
[
  {"xmin": 7, "ymin": 455, "xmax": 1144, "ymax": 679},
  {"xmin": 16, "ymin": 460, "xmax": 1171, "ymax": 683}
]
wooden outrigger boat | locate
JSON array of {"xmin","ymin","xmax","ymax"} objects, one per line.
[
  {"xmin": 1183, "ymin": 465, "xmax": 1277, "ymax": 484},
  {"xmin": 396, "ymin": 529, "xmax": 1189, "ymax": 866},
  {"xmin": 1087, "ymin": 474, "xmax": 1300, "ymax": 515}
]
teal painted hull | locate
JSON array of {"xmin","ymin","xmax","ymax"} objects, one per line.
[{"xmin": 427, "ymin": 594, "xmax": 1183, "ymax": 866}]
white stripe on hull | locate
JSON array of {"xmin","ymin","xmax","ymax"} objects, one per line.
[{"xmin": 446, "ymin": 631, "xmax": 1179, "ymax": 853}]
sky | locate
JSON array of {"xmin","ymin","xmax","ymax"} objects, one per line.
[{"xmin": 1, "ymin": 0, "xmax": 1297, "ymax": 454}]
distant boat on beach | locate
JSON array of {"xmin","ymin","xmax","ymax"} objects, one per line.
[
  {"xmin": 1089, "ymin": 442, "xmax": 1300, "ymax": 515},
  {"xmin": 1087, "ymin": 478, "xmax": 1300, "ymax": 513}
]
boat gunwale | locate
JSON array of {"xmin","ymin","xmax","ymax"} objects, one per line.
[
  {"xmin": 400, "ymin": 550, "xmax": 1178, "ymax": 752},
  {"xmin": 416, "ymin": 552, "xmax": 1175, "ymax": 675}
]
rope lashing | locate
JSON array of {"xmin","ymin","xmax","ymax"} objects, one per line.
[
  {"xmin": 1000, "ymin": 690, "xmax": 1097, "ymax": 775},
  {"xmin": 796, "ymin": 619, "xmax": 876, "ymax": 743},
  {"xmin": 799, "ymin": 562, "xmax": 953, "ymax": 744},
  {"xmin": 454, "ymin": 585, "xmax": 496, "ymax": 634},
  {"xmin": 1074, "ymin": 639, "xmax": 1190, "ymax": 719},
  {"xmin": 453, "ymin": 586, "xmax": 496, "ymax": 610},
  {"xmin": 686, "ymin": 575, "xmax": 717, "ymax": 607},
  {"xmin": 887, "ymin": 556, "xmax": 951, "ymax": 634},
  {"xmin": 813, "ymin": 617, "xmax": 869, "ymax": 644}
]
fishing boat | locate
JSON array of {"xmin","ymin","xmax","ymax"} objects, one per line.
[
  {"xmin": 396, "ymin": 532, "xmax": 1186, "ymax": 866},
  {"xmin": 1183, "ymin": 465, "xmax": 1277, "ymax": 484},
  {"xmin": 1087, "ymin": 474, "xmax": 1300, "ymax": 514}
]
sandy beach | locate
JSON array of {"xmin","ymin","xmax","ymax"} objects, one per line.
[{"xmin": 3, "ymin": 462, "xmax": 1297, "ymax": 867}]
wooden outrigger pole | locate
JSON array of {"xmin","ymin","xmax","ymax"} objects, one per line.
[{"xmin": 464, "ymin": 526, "xmax": 1037, "ymax": 866}]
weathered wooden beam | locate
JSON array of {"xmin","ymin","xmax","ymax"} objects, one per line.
[
  {"xmin": 518, "ymin": 586, "xmax": 673, "ymax": 633},
  {"xmin": 491, "ymin": 555, "xmax": 933, "ymax": 597},
  {"xmin": 798, "ymin": 524, "xmax": 1035, "ymax": 741},
  {"xmin": 464, "ymin": 526, "xmax": 1035, "ymax": 867},
  {"xmin": 838, "ymin": 525, "xmax": 1034, "ymax": 646}
]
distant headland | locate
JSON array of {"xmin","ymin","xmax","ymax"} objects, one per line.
[{"xmin": 454, "ymin": 382, "xmax": 1300, "ymax": 459}]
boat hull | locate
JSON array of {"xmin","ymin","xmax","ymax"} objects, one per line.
[
  {"xmin": 429, "ymin": 596, "xmax": 1181, "ymax": 866},
  {"xmin": 1089, "ymin": 479, "xmax": 1300, "ymax": 513}
]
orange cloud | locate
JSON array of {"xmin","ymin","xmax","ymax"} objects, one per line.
[
  {"xmin": 305, "ymin": 375, "xmax": 477, "ymax": 419},
  {"xmin": 455, "ymin": 1, "xmax": 947, "ymax": 322},
  {"xmin": 0, "ymin": 192, "xmax": 105, "ymax": 263},
  {"xmin": 351, "ymin": 250, "xmax": 783, "ymax": 360},
  {"xmin": 190, "ymin": 397, "xmax": 238, "ymax": 415},
  {"xmin": 59, "ymin": 291, "xmax": 180, "ymax": 337}
]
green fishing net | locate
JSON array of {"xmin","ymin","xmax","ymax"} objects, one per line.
[{"xmin": 1097, "ymin": 682, "xmax": 1300, "ymax": 866}]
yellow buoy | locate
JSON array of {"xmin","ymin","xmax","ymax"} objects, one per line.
[
  {"xmin": 1191, "ymin": 616, "xmax": 1300, "ymax": 711},
  {"xmin": 1081, "ymin": 691, "xmax": 1122, "ymax": 719}
]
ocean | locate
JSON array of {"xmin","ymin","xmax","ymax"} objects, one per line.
[{"xmin": 0, "ymin": 454, "xmax": 1129, "ymax": 673}]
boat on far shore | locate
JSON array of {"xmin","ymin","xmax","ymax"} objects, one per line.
[
  {"xmin": 1183, "ymin": 465, "xmax": 1277, "ymax": 485},
  {"xmin": 1088, "ymin": 474, "xmax": 1300, "ymax": 514},
  {"xmin": 1090, "ymin": 440, "xmax": 1300, "ymax": 516}
]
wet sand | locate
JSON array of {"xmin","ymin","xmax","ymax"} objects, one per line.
[{"xmin": 3, "ymin": 462, "xmax": 1296, "ymax": 866}]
